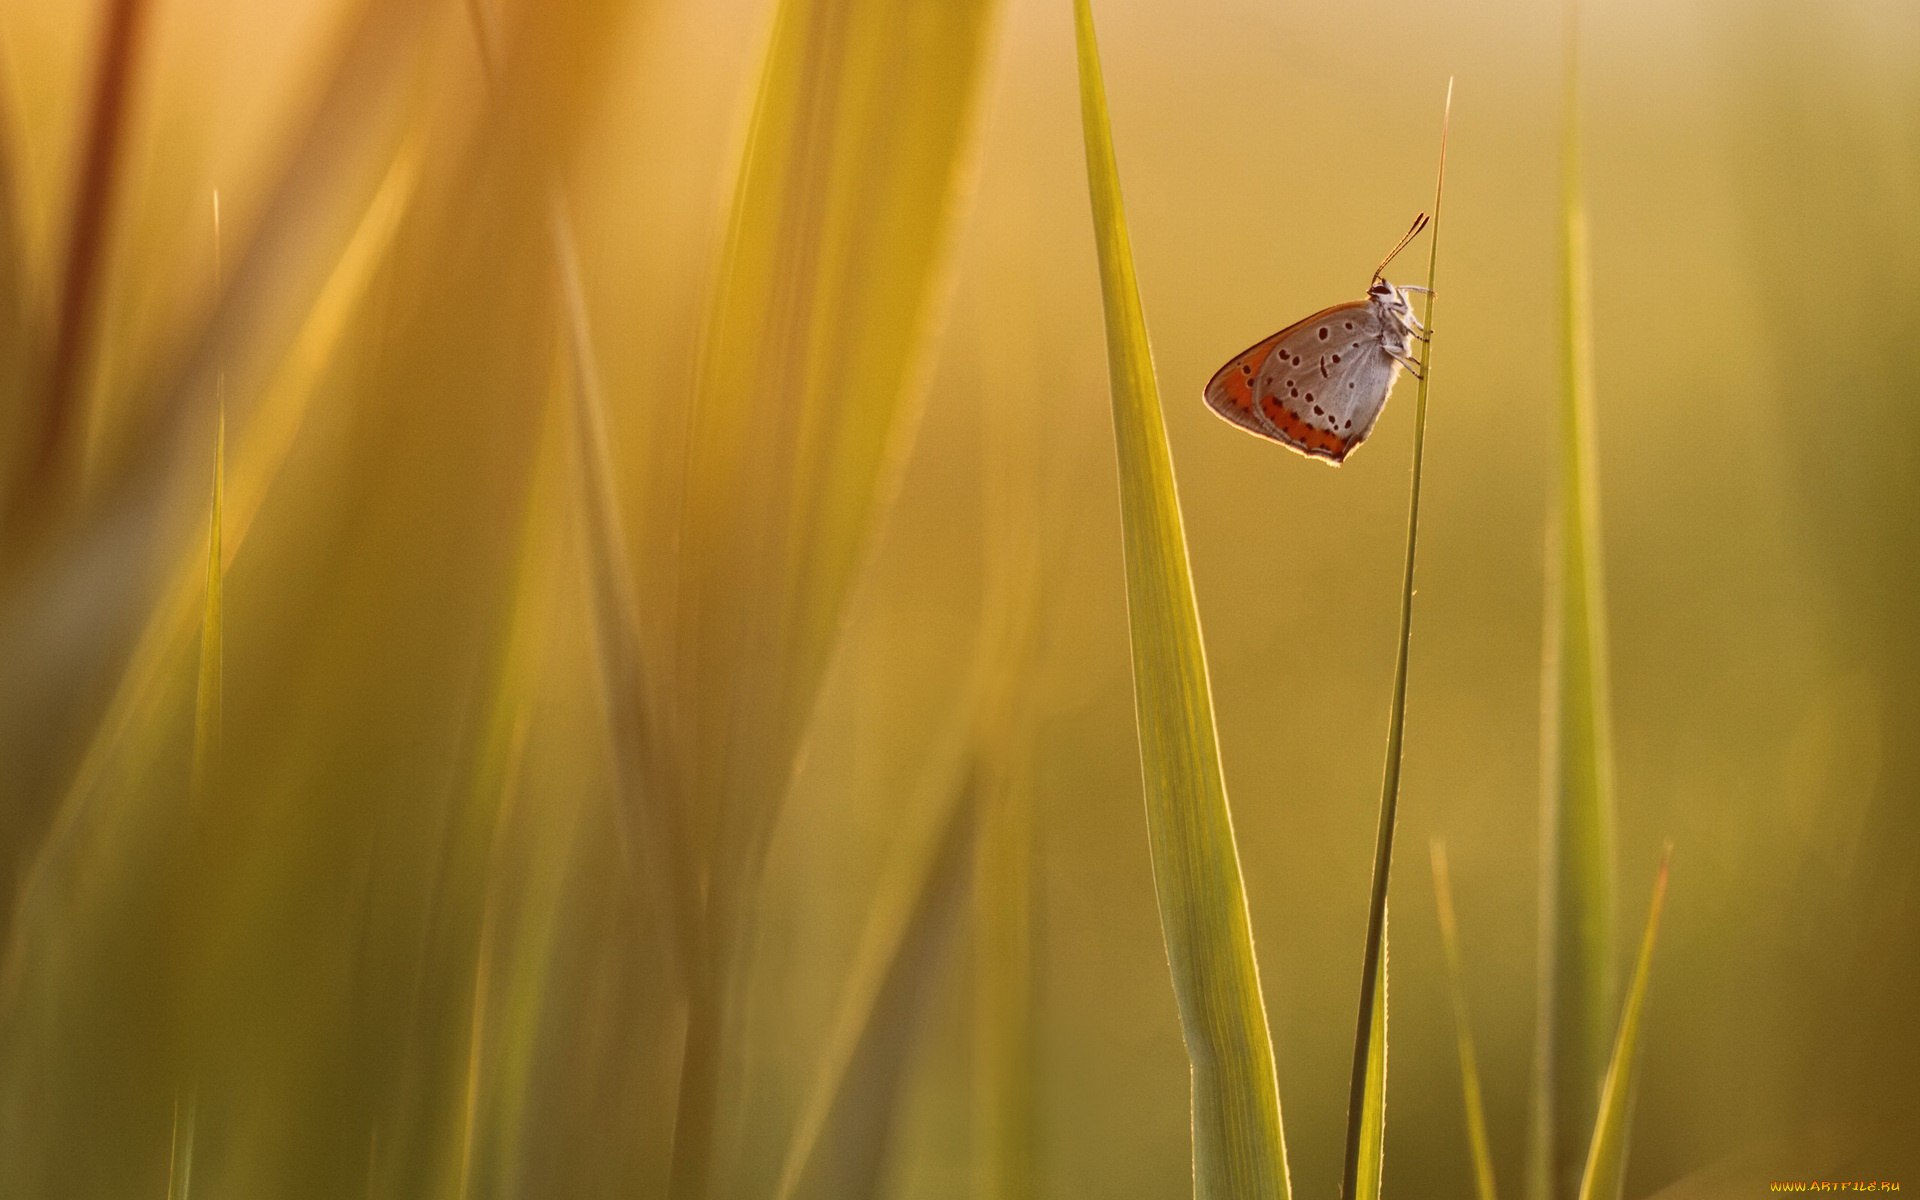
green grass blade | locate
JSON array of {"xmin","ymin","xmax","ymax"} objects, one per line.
[
  {"xmin": 1071, "ymin": 4, "xmax": 1289, "ymax": 1196},
  {"xmin": 1340, "ymin": 76, "xmax": 1450, "ymax": 1200},
  {"xmin": 1352, "ymin": 917, "xmax": 1389, "ymax": 1200},
  {"xmin": 1431, "ymin": 839, "xmax": 1500, "ymax": 1200},
  {"xmin": 1532, "ymin": 6, "xmax": 1619, "ymax": 1198},
  {"xmin": 1576, "ymin": 847, "xmax": 1672, "ymax": 1200}
]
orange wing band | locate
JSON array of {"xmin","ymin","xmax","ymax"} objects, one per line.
[{"xmin": 1259, "ymin": 395, "xmax": 1353, "ymax": 462}]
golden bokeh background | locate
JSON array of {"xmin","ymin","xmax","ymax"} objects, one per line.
[{"xmin": 0, "ymin": 0, "xmax": 1912, "ymax": 1196}]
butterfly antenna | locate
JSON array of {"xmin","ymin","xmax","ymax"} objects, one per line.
[{"xmin": 1371, "ymin": 212, "xmax": 1430, "ymax": 283}]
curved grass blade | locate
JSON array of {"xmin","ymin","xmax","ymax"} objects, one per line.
[
  {"xmin": 1339, "ymin": 76, "xmax": 1451, "ymax": 1200},
  {"xmin": 1576, "ymin": 847, "xmax": 1672, "ymax": 1200},
  {"xmin": 1532, "ymin": 6, "xmax": 1619, "ymax": 1197},
  {"xmin": 1072, "ymin": 3, "xmax": 1288, "ymax": 1196},
  {"xmin": 1432, "ymin": 838, "xmax": 1500, "ymax": 1200}
]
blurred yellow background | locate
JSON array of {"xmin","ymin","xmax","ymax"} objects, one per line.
[{"xmin": 0, "ymin": 0, "xmax": 1912, "ymax": 1196}]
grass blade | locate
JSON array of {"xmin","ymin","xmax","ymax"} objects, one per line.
[
  {"xmin": 1352, "ymin": 918, "xmax": 1389, "ymax": 1200},
  {"xmin": 1431, "ymin": 839, "xmax": 1500, "ymax": 1200},
  {"xmin": 1339, "ymin": 76, "xmax": 1451, "ymax": 1200},
  {"xmin": 1532, "ymin": 5, "xmax": 1619, "ymax": 1197},
  {"xmin": 972, "ymin": 739, "xmax": 1036, "ymax": 1200},
  {"xmin": 4, "ymin": 0, "xmax": 440, "ymax": 590},
  {"xmin": 15, "ymin": 0, "xmax": 152, "ymax": 526},
  {"xmin": 773, "ymin": 500, "xmax": 1039, "ymax": 1200},
  {"xmin": 772, "ymin": 321, "xmax": 1046, "ymax": 1200},
  {"xmin": 1071, "ymin": 4, "xmax": 1288, "ymax": 1196},
  {"xmin": 0, "ymin": 68, "xmax": 28, "ymax": 505},
  {"xmin": 461, "ymin": 0, "xmax": 695, "ymax": 994},
  {"xmin": 188, "ymin": 408, "xmax": 222, "ymax": 806},
  {"xmin": 773, "ymin": 769, "xmax": 980, "ymax": 1200},
  {"xmin": 552, "ymin": 201, "xmax": 696, "ymax": 983},
  {"xmin": 166, "ymin": 1090, "xmax": 196, "ymax": 1200},
  {"xmin": 1576, "ymin": 847, "xmax": 1672, "ymax": 1200},
  {"xmin": 669, "ymin": 0, "xmax": 1003, "ymax": 1192},
  {"xmin": 1, "ymin": 144, "xmax": 422, "ymax": 974}
]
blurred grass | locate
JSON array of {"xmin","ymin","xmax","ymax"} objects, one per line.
[
  {"xmin": 1351, "ymin": 928, "xmax": 1388, "ymax": 1200},
  {"xmin": 18, "ymin": 0, "xmax": 149, "ymax": 530},
  {"xmin": 972, "ymin": 735, "xmax": 1037, "ymax": 1200},
  {"xmin": 1576, "ymin": 849, "xmax": 1671, "ymax": 1200},
  {"xmin": 3, "ymin": 139, "xmax": 422, "ymax": 962},
  {"xmin": 0, "ymin": 71, "xmax": 26, "ymax": 518},
  {"xmin": 188, "ymin": 406, "xmax": 221, "ymax": 806},
  {"xmin": 1432, "ymin": 839, "xmax": 1499, "ymax": 1200},
  {"xmin": 667, "ymin": 0, "xmax": 1003, "ymax": 1192},
  {"xmin": 772, "ymin": 382, "xmax": 1042, "ymax": 1200},
  {"xmin": 1073, "ymin": 1, "xmax": 1289, "ymax": 1196},
  {"xmin": 1531, "ymin": 3, "xmax": 1618, "ymax": 1198},
  {"xmin": 0, "ymin": 0, "xmax": 1910, "ymax": 1196}
]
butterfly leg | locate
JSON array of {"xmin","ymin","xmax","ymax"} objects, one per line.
[{"xmin": 1389, "ymin": 351, "xmax": 1426, "ymax": 380}]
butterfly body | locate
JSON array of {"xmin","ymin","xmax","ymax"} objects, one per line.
[{"xmin": 1204, "ymin": 278, "xmax": 1425, "ymax": 465}]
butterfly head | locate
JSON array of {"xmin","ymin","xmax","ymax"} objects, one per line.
[{"xmin": 1368, "ymin": 277, "xmax": 1414, "ymax": 316}]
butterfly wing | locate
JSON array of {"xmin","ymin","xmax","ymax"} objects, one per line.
[
  {"xmin": 1201, "ymin": 328, "xmax": 1292, "ymax": 440},
  {"xmin": 1205, "ymin": 300, "xmax": 1406, "ymax": 464}
]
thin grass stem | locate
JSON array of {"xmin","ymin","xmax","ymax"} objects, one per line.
[
  {"xmin": 1432, "ymin": 838, "xmax": 1501, "ymax": 1200},
  {"xmin": 1576, "ymin": 847, "xmax": 1672, "ymax": 1200},
  {"xmin": 1339, "ymin": 76, "xmax": 1452, "ymax": 1200}
]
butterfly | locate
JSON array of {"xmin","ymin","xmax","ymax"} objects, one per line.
[{"xmin": 1203, "ymin": 214, "xmax": 1431, "ymax": 465}]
